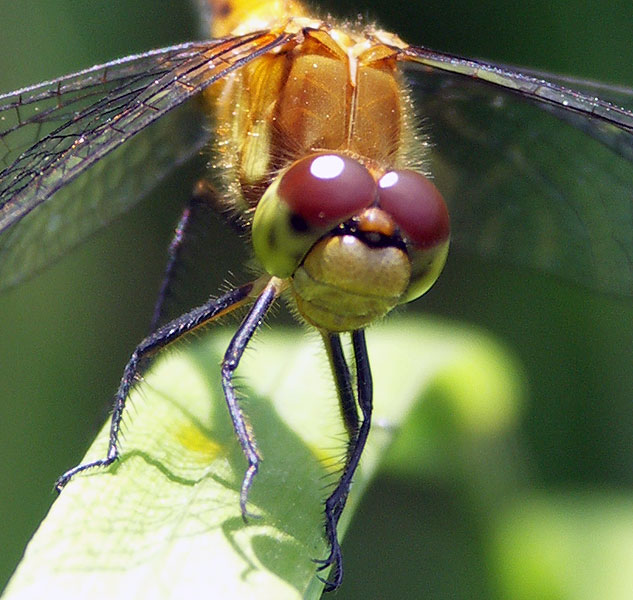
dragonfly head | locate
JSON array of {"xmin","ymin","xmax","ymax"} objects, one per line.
[{"xmin": 252, "ymin": 153, "xmax": 450, "ymax": 331}]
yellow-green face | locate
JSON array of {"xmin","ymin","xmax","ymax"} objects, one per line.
[{"xmin": 251, "ymin": 153, "xmax": 451, "ymax": 332}]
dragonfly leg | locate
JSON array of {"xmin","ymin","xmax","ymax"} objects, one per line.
[
  {"xmin": 149, "ymin": 195, "xmax": 200, "ymax": 333},
  {"xmin": 317, "ymin": 330, "xmax": 373, "ymax": 592},
  {"xmin": 150, "ymin": 179, "xmax": 247, "ymax": 333},
  {"xmin": 323, "ymin": 333, "xmax": 359, "ymax": 438},
  {"xmin": 220, "ymin": 277, "xmax": 283, "ymax": 520},
  {"xmin": 150, "ymin": 179, "xmax": 250, "ymax": 333},
  {"xmin": 54, "ymin": 281, "xmax": 258, "ymax": 492}
]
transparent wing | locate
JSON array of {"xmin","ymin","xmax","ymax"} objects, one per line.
[
  {"xmin": 401, "ymin": 46, "xmax": 633, "ymax": 297},
  {"xmin": 0, "ymin": 100, "xmax": 208, "ymax": 290},
  {"xmin": 0, "ymin": 30, "xmax": 293, "ymax": 289},
  {"xmin": 471, "ymin": 62, "xmax": 633, "ymax": 112}
]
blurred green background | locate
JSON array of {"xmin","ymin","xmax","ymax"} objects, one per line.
[{"xmin": 1, "ymin": 1, "xmax": 633, "ymax": 598}]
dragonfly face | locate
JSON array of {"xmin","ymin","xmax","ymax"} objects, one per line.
[{"xmin": 2, "ymin": 0, "xmax": 633, "ymax": 595}]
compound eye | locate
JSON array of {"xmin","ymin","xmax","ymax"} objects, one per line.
[
  {"xmin": 378, "ymin": 170, "xmax": 450, "ymax": 248},
  {"xmin": 279, "ymin": 153, "xmax": 376, "ymax": 228},
  {"xmin": 252, "ymin": 154, "xmax": 376, "ymax": 278}
]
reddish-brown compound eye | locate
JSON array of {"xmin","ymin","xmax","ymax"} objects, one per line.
[
  {"xmin": 278, "ymin": 154, "xmax": 376, "ymax": 228},
  {"xmin": 378, "ymin": 170, "xmax": 450, "ymax": 248}
]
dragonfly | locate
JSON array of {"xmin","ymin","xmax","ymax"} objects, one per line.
[{"xmin": 2, "ymin": 0, "xmax": 633, "ymax": 592}]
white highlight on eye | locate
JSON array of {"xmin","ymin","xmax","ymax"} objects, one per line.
[
  {"xmin": 378, "ymin": 171, "xmax": 399, "ymax": 189},
  {"xmin": 310, "ymin": 155, "xmax": 345, "ymax": 179}
]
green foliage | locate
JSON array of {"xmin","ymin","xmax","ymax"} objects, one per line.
[{"xmin": 4, "ymin": 317, "xmax": 516, "ymax": 599}]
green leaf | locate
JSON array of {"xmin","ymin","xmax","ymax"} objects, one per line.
[{"xmin": 3, "ymin": 316, "xmax": 518, "ymax": 599}]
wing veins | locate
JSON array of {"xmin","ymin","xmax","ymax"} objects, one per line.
[
  {"xmin": 402, "ymin": 45, "xmax": 633, "ymax": 134},
  {"xmin": 0, "ymin": 30, "xmax": 294, "ymax": 233}
]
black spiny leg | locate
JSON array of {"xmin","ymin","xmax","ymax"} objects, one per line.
[
  {"xmin": 317, "ymin": 330, "xmax": 373, "ymax": 592},
  {"xmin": 150, "ymin": 180, "xmax": 242, "ymax": 333},
  {"xmin": 55, "ymin": 280, "xmax": 261, "ymax": 491},
  {"xmin": 149, "ymin": 197, "xmax": 199, "ymax": 333},
  {"xmin": 221, "ymin": 277, "xmax": 283, "ymax": 519},
  {"xmin": 323, "ymin": 333, "xmax": 359, "ymax": 438}
]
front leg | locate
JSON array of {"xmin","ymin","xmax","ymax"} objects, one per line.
[
  {"xmin": 317, "ymin": 329, "xmax": 373, "ymax": 592},
  {"xmin": 220, "ymin": 277, "xmax": 285, "ymax": 519},
  {"xmin": 55, "ymin": 281, "xmax": 259, "ymax": 491}
]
